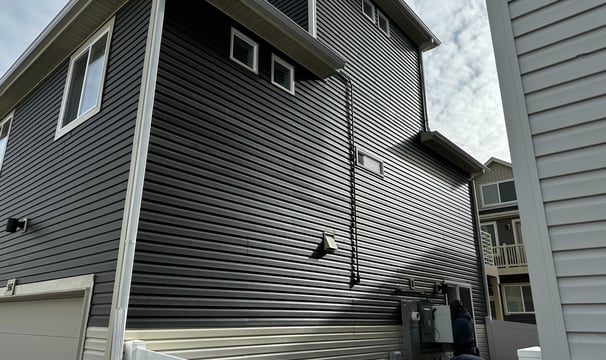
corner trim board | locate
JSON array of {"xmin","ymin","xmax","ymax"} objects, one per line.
[
  {"xmin": 106, "ymin": 0, "xmax": 166, "ymax": 359},
  {"xmin": 485, "ymin": 0, "xmax": 570, "ymax": 359}
]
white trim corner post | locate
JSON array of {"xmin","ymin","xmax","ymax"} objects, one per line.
[{"xmin": 106, "ymin": 0, "xmax": 165, "ymax": 359}]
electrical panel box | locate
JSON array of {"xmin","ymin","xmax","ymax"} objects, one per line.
[
  {"xmin": 417, "ymin": 301, "xmax": 435, "ymax": 343},
  {"xmin": 432, "ymin": 305, "xmax": 453, "ymax": 343}
]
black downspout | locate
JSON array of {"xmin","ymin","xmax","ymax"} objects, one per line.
[{"xmin": 336, "ymin": 70, "xmax": 360, "ymax": 287}]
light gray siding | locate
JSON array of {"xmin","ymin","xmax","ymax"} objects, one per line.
[
  {"xmin": 474, "ymin": 161, "xmax": 515, "ymax": 212},
  {"xmin": 487, "ymin": 1, "xmax": 606, "ymax": 358}
]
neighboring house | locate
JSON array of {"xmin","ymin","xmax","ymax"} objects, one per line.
[
  {"xmin": 474, "ymin": 157, "xmax": 535, "ymax": 324},
  {"xmin": 0, "ymin": 1, "xmax": 487, "ymax": 359},
  {"xmin": 487, "ymin": 1, "xmax": 606, "ymax": 360}
]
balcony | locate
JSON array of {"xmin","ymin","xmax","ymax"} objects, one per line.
[{"xmin": 481, "ymin": 230, "xmax": 528, "ymax": 276}]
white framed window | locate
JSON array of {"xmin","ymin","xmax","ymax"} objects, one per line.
[
  {"xmin": 503, "ymin": 283, "xmax": 534, "ymax": 314},
  {"xmin": 512, "ymin": 219, "xmax": 523, "ymax": 244},
  {"xmin": 0, "ymin": 112, "xmax": 14, "ymax": 173},
  {"xmin": 377, "ymin": 10, "xmax": 390, "ymax": 36},
  {"xmin": 445, "ymin": 282, "xmax": 476, "ymax": 327},
  {"xmin": 480, "ymin": 222, "xmax": 499, "ymax": 246},
  {"xmin": 481, "ymin": 179, "xmax": 517, "ymax": 206},
  {"xmin": 271, "ymin": 54, "xmax": 295, "ymax": 95},
  {"xmin": 56, "ymin": 19, "xmax": 114, "ymax": 140},
  {"xmin": 230, "ymin": 28, "xmax": 259, "ymax": 74},
  {"xmin": 362, "ymin": 0, "xmax": 375, "ymax": 22},
  {"xmin": 356, "ymin": 148, "xmax": 384, "ymax": 176}
]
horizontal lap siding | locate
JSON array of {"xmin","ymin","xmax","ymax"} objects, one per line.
[
  {"xmin": 510, "ymin": 0, "xmax": 606, "ymax": 354},
  {"xmin": 128, "ymin": 0, "xmax": 484, "ymax": 335},
  {"xmin": 0, "ymin": 0, "xmax": 150, "ymax": 327},
  {"xmin": 267, "ymin": 0, "xmax": 309, "ymax": 30}
]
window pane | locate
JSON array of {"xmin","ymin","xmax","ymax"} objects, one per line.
[
  {"xmin": 522, "ymin": 286, "xmax": 534, "ymax": 312},
  {"xmin": 79, "ymin": 34, "xmax": 108, "ymax": 115},
  {"xmin": 362, "ymin": 1, "xmax": 374, "ymax": 19},
  {"xmin": 482, "ymin": 184, "xmax": 499, "ymax": 205},
  {"xmin": 233, "ymin": 36, "xmax": 254, "ymax": 68},
  {"xmin": 273, "ymin": 61, "xmax": 292, "ymax": 90},
  {"xmin": 0, "ymin": 121, "xmax": 9, "ymax": 138},
  {"xmin": 378, "ymin": 13, "xmax": 389, "ymax": 33},
  {"xmin": 505, "ymin": 286, "xmax": 524, "ymax": 312},
  {"xmin": 481, "ymin": 224, "xmax": 497, "ymax": 246},
  {"xmin": 360, "ymin": 153, "xmax": 382, "ymax": 174},
  {"xmin": 64, "ymin": 53, "xmax": 88, "ymax": 125},
  {"xmin": 514, "ymin": 221, "xmax": 523, "ymax": 244},
  {"xmin": 0, "ymin": 137, "xmax": 7, "ymax": 167},
  {"xmin": 499, "ymin": 181, "xmax": 517, "ymax": 202}
]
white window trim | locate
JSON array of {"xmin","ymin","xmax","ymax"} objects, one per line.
[
  {"xmin": 480, "ymin": 178, "xmax": 517, "ymax": 207},
  {"xmin": 271, "ymin": 54, "xmax": 295, "ymax": 95},
  {"xmin": 376, "ymin": 10, "xmax": 390, "ymax": 36},
  {"xmin": 444, "ymin": 281, "xmax": 477, "ymax": 340},
  {"xmin": 512, "ymin": 219, "xmax": 523, "ymax": 245},
  {"xmin": 230, "ymin": 27, "xmax": 259, "ymax": 74},
  {"xmin": 502, "ymin": 283, "xmax": 534, "ymax": 315},
  {"xmin": 0, "ymin": 111, "xmax": 14, "ymax": 173},
  {"xmin": 55, "ymin": 18, "xmax": 114, "ymax": 140},
  {"xmin": 362, "ymin": 0, "xmax": 376, "ymax": 22},
  {"xmin": 356, "ymin": 147, "xmax": 384, "ymax": 177},
  {"xmin": 480, "ymin": 221, "xmax": 500, "ymax": 246}
]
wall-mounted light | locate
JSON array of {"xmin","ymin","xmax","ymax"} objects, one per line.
[
  {"xmin": 323, "ymin": 231, "xmax": 338, "ymax": 253},
  {"xmin": 6, "ymin": 217, "xmax": 28, "ymax": 233}
]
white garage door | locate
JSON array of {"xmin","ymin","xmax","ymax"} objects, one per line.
[{"xmin": 0, "ymin": 294, "xmax": 86, "ymax": 360}]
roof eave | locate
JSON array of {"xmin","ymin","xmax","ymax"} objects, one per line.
[
  {"xmin": 374, "ymin": 0, "xmax": 441, "ymax": 52},
  {"xmin": 207, "ymin": 0, "xmax": 346, "ymax": 79},
  {"xmin": 420, "ymin": 131, "xmax": 486, "ymax": 178}
]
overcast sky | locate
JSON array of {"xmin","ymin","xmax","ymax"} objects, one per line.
[{"xmin": 0, "ymin": 0, "xmax": 510, "ymax": 163}]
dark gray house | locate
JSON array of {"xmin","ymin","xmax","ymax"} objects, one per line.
[{"xmin": 0, "ymin": 0, "xmax": 486, "ymax": 359}]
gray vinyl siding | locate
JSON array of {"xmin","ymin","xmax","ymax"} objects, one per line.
[
  {"xmin": 128, "ymin": 0, "xmax": 484, "ymax": 337},
  {"xmin": 267, "ymin": 0, "xmax": 309, "ymax": 30},
  {"xmin": 0, "ymin": 0, "xmax": 151, "ymax": 327},
  {"xmin": 474, "ymin": 162, "xmax": 516, "ymax": 211},
  {"xmin": 495, "ymin": 1, "xmax": 606, "ymax": 357}
]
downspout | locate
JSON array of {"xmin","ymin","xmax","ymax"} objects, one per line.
[
  {"xmin": 418, "ymin": 48, "xmax": 430, "ymax": 132},
  {"xmin": 469, "ymin": 177, "xmax": 492, "ymax": 322},
  {"xmin": 336, "ymin": 70, "xmax": 360, "ymax": 287},
  {"xmin": 106, "ymin": 0, "xmax": 165, "ymax": 358}
]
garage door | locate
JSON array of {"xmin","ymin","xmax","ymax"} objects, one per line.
[{"xmin": 0, "ymin": 294, "xmax": 86, "ymax": 360}]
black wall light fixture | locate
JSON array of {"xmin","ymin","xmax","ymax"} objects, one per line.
[{"xmin": 6, "ymin": 217, "xmax": 28, "ymax": 233}]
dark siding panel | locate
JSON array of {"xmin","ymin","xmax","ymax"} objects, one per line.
[
  {"xmin": 267, "ymin": 0, "xmax": 309, "ymax": 30},
  {"xmin": 0, "ymin": 0, "xmax": 151, "ymax": 327},
  {"xmin": 129, "ymin": 0, "xmax": 485, "ymax": 328}
]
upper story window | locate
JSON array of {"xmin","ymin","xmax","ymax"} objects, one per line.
[
  {"xmin": 361, "ymin": 0, "xmax": 390, "ymax": 36},
  {"xmin": 0, "ymin": 113, "xmax": 13, "ymax": 172},
  {"xmin": 481, "ymin": 179, "xmax": 517, "ymax": 206},
  {"xmin": 356, "ymin": 148, "xmax": 384, "ymax": 176},
  {"xmin": 56, "ymin": 19, "xmax": 114, "ymax": 139},
  {"xmin": 503, "ymin": 283, "xmax": 534, "ymax": 314},
  {"xmin": 377, "ymin": 11, "xmax": 390, "ymax": 36},
  {"xmin": 271, "ymin": 54, "xmax": 295, "ymax": 95},
  {"xmin": 230, "ymin": 28, "xmax": 259, "ymax": 74},
  {"xmin": 362, "ymin": 0, "xmax": 375, "ymax": 22}
]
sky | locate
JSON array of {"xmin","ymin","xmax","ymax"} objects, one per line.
[{"xmin": 0, "ymin": 0, "xmax": 510, "ymax": 163}]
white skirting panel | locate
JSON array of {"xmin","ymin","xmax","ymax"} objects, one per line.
[
  {"xmin": 125, "ymin": 325, "xmax": 403, "ymax": 359},
  {"xmin": 83, "ymin": 327, "xmax": 108, "ymax": 360}
]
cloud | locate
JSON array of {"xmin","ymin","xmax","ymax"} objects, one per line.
[
  {"xmin": 0, "ymin": 0, "xmax": 68, "ymax": 78},
  {"xmin": 407, "ymin": 0, "xmax": 510, "ymax": 163}
]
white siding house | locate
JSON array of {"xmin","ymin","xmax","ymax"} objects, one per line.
[{"xmin": 485, "ymin": 1, "xmax": 606, "ymax": 360}]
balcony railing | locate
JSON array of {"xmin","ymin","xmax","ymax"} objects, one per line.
[
  {"xmin": 481, "ymin": 230, "xmax": 494, "ymax": 266},
  {"xmin": 492, "ymin": 243, "xmax": 527, "ymax": 268}
]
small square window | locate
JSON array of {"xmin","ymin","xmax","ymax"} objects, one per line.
[
  {"xmin": 230, "ymin": 28, "xmax": 258, "ymax": 74},
  {"xmin": 56, "ymin": 19, "xmax": 113, "ymax": 139},
  {"xmin": 271, "ymin": 54, "xmax": 295, "ymax": 95},
  {"xmin": 377, "ymin": 11, "xmax": 390, "ymax": 36},
  {"xmin": 0, "ymin": 113, "xmax": 13, "ymax": 172},
  {"xmin": 356, "ymin": 148, "xmax": 383, "ymax": 176},
  {"xmin": 362, "ymin": 0, "xmax": 375, "ymax": 22}
]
